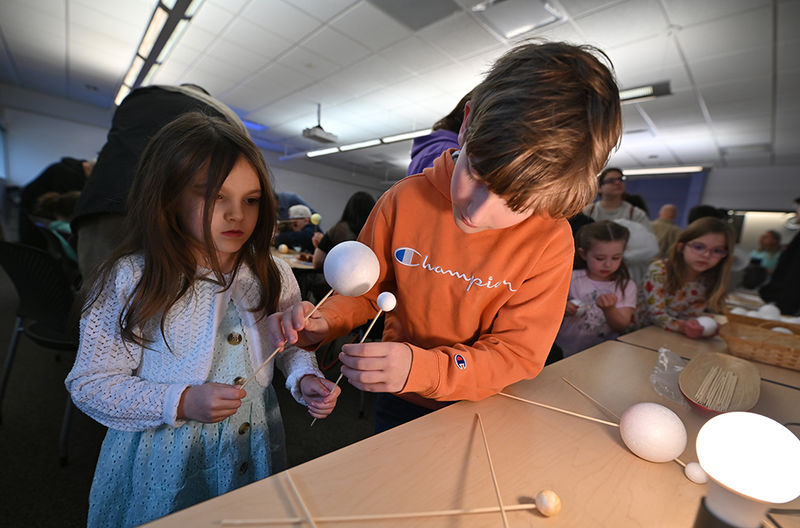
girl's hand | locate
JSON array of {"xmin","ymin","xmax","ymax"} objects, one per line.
[
  {"xmin": 339, "ymin": 342, "xmax": 412, "ymax": 394},
  {"xmin": 300, "ymin": 375, "xmax": 340, "ymax": 419},
  {"xmin": 595, "ymin": 293, "xmax": 618, "ymax": 309},
  {"xmin": 565, "ymin": 302, "xmax": 579, "ymax": 316},
  {"xmin": 266, "ymin": 301, "xmax": 330, "ymax": 350},
  {"xmin": 177, "ymin": 383, "xmax": 245, "ymax": 423},
  {"xmin": 682, "ymin": 318, "xmax": 705, "ymax": 339}
]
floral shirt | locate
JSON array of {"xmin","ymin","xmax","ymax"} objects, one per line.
[{"xmin": 641, "ymin": 259, "xmax": 708, "ymax": 332}]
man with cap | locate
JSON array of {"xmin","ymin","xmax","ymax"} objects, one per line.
[{"xmin": 275, "ymin": 204, "xmax": 317, "ymax": 254}]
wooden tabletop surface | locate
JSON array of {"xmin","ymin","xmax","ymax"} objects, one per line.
[{"xmin": 143, "ymin": 332, "xmax": 800, "ymax": 528}]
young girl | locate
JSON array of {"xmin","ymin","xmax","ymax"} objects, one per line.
[
  {"xmin": 555, "ymin": 221, "xmax": 637, "ymax": 357},
  {"xmin": 641, "ymin": 217, "xmax": 735, "ymax": 338},
  {"xmin": 65, "ymin": 113, "xmax": 340, "ymax": 527}
]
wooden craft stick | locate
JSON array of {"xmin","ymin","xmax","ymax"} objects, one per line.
[
  {"xmin": 285, "ymin": 471, "xmax": 318, "ymax": 528},
  {"xmin": 240, "ymin": 290, "xmax": 335, "ymax": 390},
  {"xmin": 561, "ymin": 377, "xmax": 620, "ymax": 420},
  {"xmin": 219, "ymin": 503, "xmax": 538, "ymax": 525},
  {"xmin": 498, "ymin": 391, "xmax": 619, "ymax": 428},
  {"xmin": 310, "ymin": 309, "xmax": 383, "ymax": 427},
  {"xmin": 476, "ymin": 413, "xmax": 509, "ymax": 528}
]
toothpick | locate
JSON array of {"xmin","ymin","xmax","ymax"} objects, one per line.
[
  {"xmin": 285, "ymin": 471, "xmax": 318, "ymax": 528},
  {"xmin": 240, "ymin": 289, "xmax": 334, "ymax": 390},
  {"xmin": 498, "ymin": 391, "xmax": 619, "ymax": 428},
  {"xmin": 476, "ymin": 413, "xmax": 509, "ymax": 528},
  {"xmin": 219, "ymin": 503, "xmax": 538, "ymax": 525},
  {"xmin": 310, "ymin": 309, "xmax": 384, "ymax": 426}
]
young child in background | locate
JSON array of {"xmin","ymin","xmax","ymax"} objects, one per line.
[
  {"xmin": 268, "ymin": 41, "xmax": 622, "ymax": 432},
  {"xmin": 641, "ymin": 217, "xmax": 735, "ymax": 338},
  {"xmin": 65, "ymin": 113, "xmax": 339, "ymax": 528},
  {"xmin": 555, "ymin": 221, "xmax": 636, "ymax": 357}
]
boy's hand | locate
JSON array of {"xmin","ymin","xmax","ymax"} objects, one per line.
[
  {"xmin": 339, "ymin": 342, "xmax": 412, "ymax": 393},
  {"xmin": 564, "ymin": 301, "xmax": 579, "ymax": 316},
  {"xmin": 266, "ymin": 301, "xmax": 329, "ymax": 350},
  {"xmin": 300, "ymin": 375, "xmax": 340, "ymax": 419},
  {"xmin": 682, "ymin": 318, "xmax": 705, "ymax": 339},
  {"xmin": 596, "ymin": 294, "xmax": 618, "ymax": 309},
  {"xmin": 177, "ymin": 383, "xmax": 245, "ymax": 423}
]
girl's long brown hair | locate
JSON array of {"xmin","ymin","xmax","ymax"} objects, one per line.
[
  {"xmin": 665, "ymin": 217, "xmax": 735, "ymax": 313},
  {"xmin": 83, "ymin": 112, "xmax": 281, "ymax": 348},
  {"xmin": 574, "ymin": 220, "xmax": 631, "ymax": 291}
]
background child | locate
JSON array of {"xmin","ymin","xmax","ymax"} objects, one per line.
[
  {"xmin": 641, "ymin": 217, "xmax": 735, "ymax": 338},
  {"xmin": 555, "ymin": 221, "xmax": 637, "ymax": 357},
  {"xmin": 268, "ymin": 41, "xmax": 622, "ymax": 432},
  {"xmin": 65, "ymin": 113, "xmax": 339, "ymax": 528}
]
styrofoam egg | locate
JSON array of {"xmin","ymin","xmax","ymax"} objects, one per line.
[
  {"xmin": 277, "ymin": 244, "xmax": 289, "ymax": 254},
  {"xmin": 310, "ymin": 213, "xmax": 322, "ymax": 225},
  {"xmin": 619, "ymin": 402, "xmax": 687, "ymax": 463},
  {"xmin": 729, "ymin": 307, "xmax": 748, "ymax": 315},
  {"xmin": 757, "ymin": 304, "xmax": 782, "ymax": 319},
  {"xmin": 771, "ymin": 327, "xmax": 793, "ymax": 335},
  {"xmin": 696, "ymin": 316, "xmax": 718, "ymax": 337},
  {"xmin": 684, "ymin": 462, "xmax": 708, "ymax": 484},
  {"xmin": 535, "ymin": 490, "xmax": 561, "ymax": 517},
  {"xmin": 376, "ymin": 291, "xmax": 397, "ymax": 312},
  {"xmin": 323, "ymin": 241, "xmax": 380, "ymax": 297}
]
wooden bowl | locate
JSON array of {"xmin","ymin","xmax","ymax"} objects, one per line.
[{"xmin": 678, "ymin": 352, "xmax": 760, "ymax": 413}]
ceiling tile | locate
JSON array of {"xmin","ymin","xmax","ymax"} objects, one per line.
[
  {"xmin": 663, "ymin": 0, "xmax": 772, "ymax": 27},
  {"xmin": 676, "ymin": 7, "xmax": 771, "ymax": 61},
  {"xmin": 283, "ymin": 0, "xmax": 360, "ymax": 22},
  {"xmin": 331, "ymin": 1, "xmax": 412, "ymax": 51},
  {"xmin": 575, "ymin": 0, "xmax": 668, "ymax": 49},
  {"xmin": 690, "ymin": 47, "xmax": 772, "ymax": 87},
  {"xmin": 300, "ymin": 27, "xmax": 371, "ymax": 66},
  {"xmin": 243, "ymin": 0, "xmax": 321, "ymax": 42},
  {"xmin": 222, "ymin": 18, "xmax": 293, "ymax": 60},
  {"xmin": 277, "ymin": 47, "xmax": 340, "ymax": 81},
  {"xmin": 417, "ymin": 11, "xmax": 501, "ymax": 60},
  {"xmin": 379, "ymin": 36, "xmax": 453, "ymax": 75},
  {"xmin": 190, "ymin": 1, "xmax": 237, "ymax": 35},
  {"xmin": 205, "ymin": 38, "xmax": 273, "ymax": 73}
]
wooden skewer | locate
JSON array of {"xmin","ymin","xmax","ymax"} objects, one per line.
[
  {"xmin": 498, "ymin": 391, "xmax": 619, "ymax": 428},
  {"xmin": 285, "ymin": 471, "xmax": 318, "ymax": 528},
  {"xmin": 310, "ymin": 309, "xmax": 384, "ymax": 427},
  {"xmin": 219, "ymin": 503, "xmax": 538, "ymax": 525},
  {"xmin": 240, "ymin": 289, "xmax": 334, "ymax": 390},
  {"xmin": 476, "ymin": 413, "xmax": 509, "ymax": 528}
]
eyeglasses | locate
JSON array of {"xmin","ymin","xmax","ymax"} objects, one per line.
[
  {"xmin": 687, "ymin": 242, "xmax": 728, "ymax": 258},
  {"xmin": 602, "ymin": 176, "xmax": 626, "ymax": 184}
]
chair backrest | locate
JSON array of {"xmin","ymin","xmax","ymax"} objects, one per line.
[{"xmin": 0, "ymin": 241, "xmax": 78, "ymax": 332}]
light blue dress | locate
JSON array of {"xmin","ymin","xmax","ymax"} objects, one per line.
[{"xmin": 87, "ymin": 301, "xmax": 287, "ymax": 528}]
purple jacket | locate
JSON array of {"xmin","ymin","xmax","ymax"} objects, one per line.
[{"xmin": 407, "ymin": 130, "xmax": 459, "ymax": 176}]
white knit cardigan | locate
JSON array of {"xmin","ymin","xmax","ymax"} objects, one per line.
[{"xmin": 65, "ymin": 255, "xmax": 322, "ymax": 431}]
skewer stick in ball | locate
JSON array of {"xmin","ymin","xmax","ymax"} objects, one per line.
[
  {"xmin": 310, "ymin": 291, "xmax": 396, "ymax": 427},
  {"xmin": 239, "ymin": 241, "xmax": 380, "ymax": 390}
]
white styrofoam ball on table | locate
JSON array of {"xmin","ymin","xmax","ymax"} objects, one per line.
[
  {"xmin": 277, "ymin": 244, "xmax": 289, "ymax": 254},
  {"xmin": 771, "ymin": 327, "xmax": 793, "ymax": 335},
  {"xmin": 376, "ymin": 291, "xmax": 397, "ymax": 312},
  {"xmin": 696, "ymin": 316, "xmax": 718, "ymax": 337},
  {"xmin": 745, "ymin": 310, "xmax": 762, "ymax": 318},
  {"xmin": 534, "ymin": 490, "xmax": 562, "ymax": 517},
  {"xmin": 684, "ymin": 462, "xmax": 708, "ymax": 484},
  {"xmin": 323, "ymin": 241, "xmax": 380, "ymax": 297},
  {"xmin": 729, "ymin": 307, "xmax": 748, "ymax": 315},
  {"xmin": 619, "ymin": 402, "xmax": 687, "ymax": 463},
  {"xmin": 757, "ymin": 304, "xmax": 782, "ymax": 319}
]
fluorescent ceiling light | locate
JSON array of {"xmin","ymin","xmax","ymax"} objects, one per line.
[
  {"xmin": 340, "ymin": 139, "xmax": 381, "ymax": 151},
  {"xmin": 307, "ymin": 147, "xmax": 340, "ymax": 158},
  {"xmin": 123, "ymin": 56, "xmax": 144, "ymax": 87},
  {"xmin": 382, "ymin": 129, "xmax": 431, "ymax": 143},
  {"xmin": 620, "ymin": 81, "xmax": 671, "ymax": 104},
  {"xmin": 624, "ymin": 166, "xmax": 704, "ymax": 175},
  {"xmin": 114, "ymin": 85, "xmax": 131, "ymax": 106},
  {"xmin": 138, "ymin": 6, "xmax": 169, "ymax": 58}
]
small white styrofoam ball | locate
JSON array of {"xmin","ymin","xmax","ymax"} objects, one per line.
[
  {"xmin": 757, "ymin": 304, "xmax": 782, "ymax": 319},
  {"xmin": 323, "ymin": 241, "xmax": 380, "ymax": 297},
  {"xmin": 729, "ymin": 307, "xmax": 748, "ymax": 315},
  {"xmin": 696, "ymin": 316, "xmax": 718, "ymax": 337},
  {"xmin": 376, "ymin": 291, "xmax": 397, "ymax": 312},
  {"xmin": 745, "ymin": 310, "xmax": 762, "ymax": 318},
  {"xmin": 771, "ymin": 327, "xmax": 793, "ymax": 335},
  {"xmin": 684, "ymin": 462, "xmax": 709, "ymax": 484},
  {"xmin": 619, "ymin": 402, "xmax": 687, "ymax": 463},
  {"xmin": 277, "ymin": 244, "xmax": 289, "ymax": 254},
  {"xmin": 535, "ymin": 490, "xmax": 562, "ymax": 517}
]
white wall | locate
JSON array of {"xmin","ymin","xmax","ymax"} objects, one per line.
[{"xmin": 702, "ymin": 165, "xmax": 800, "ymax": 211}]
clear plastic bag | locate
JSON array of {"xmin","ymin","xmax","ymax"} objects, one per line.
[{"xmin": 649, "ymin": 346, "xmax": 689, "ymax": 407}]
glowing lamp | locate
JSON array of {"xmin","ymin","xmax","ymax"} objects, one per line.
[{"xmin": 694, "ymin": 412, "xmax": 800, "ymax": 528}]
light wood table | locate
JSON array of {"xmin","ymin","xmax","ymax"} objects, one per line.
[
  {"xmin": 144, "ymin": 339, "xmax": 800, "ymax": 528},
  {"xmin": 618, "ymin": 326, "xmax": 800, "ymax": 390},
  {"xmin": 271, "ymin": 247, "xmax": 315, "ymax": 270}
]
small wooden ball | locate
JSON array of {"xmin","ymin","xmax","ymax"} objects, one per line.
[
  {"xmin": 535, "ymin": 489, "xmax": 561, "ymax": 517},
  {"xmin": 278, "ymin": 244, "xmax": 289, "ymax": 254},
  {"xmin": 310, "ymin": 213, "xmax": 322, "ymax": 225}
]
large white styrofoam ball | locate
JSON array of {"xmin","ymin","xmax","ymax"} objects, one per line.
[
  {"xmin": 376, "ymin": 291, "xmax": 397, "ymax": 312},
  {"xmin": 696, "ymin": 316, "xmax": 719, "ymax": 337},
  {"xmin": 323, "ymin": 241, "xmax": 380, "ymax": 297},
  {"xmin": 619, "ymin": 402, "xmax": 687, "ymax": 463},
  {"xmin": 757, "ymin": 304, "xmax": 782, "ymax": 320}
]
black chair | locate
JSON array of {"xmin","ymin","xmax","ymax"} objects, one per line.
[{"xmin": 0, "ymin": 241, "xmax": 79, "ymax": 465}]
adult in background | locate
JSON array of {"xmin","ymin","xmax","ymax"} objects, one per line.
[
  {"xmin": 70, "ymin": 84, "xmax": 245, "ymax": 278},
  {"xmin": 274, "ymin": 204, "xmax": 317, "ymax": 254},
  {"xmin": 276, "ymin": 191, "xmax": 317, "ymax": 221},
  {"xmin": 759, "ymin": 196, "xmax": 800, "ymax": 314},
  {"xmin": 583, "ymin": 167, "xmax": 653, "ymax": 232},
  {"xmin": 312, "ymin": 191, "xmax": 375, "ymax": 270},
  {"xmin": 652, "ymin": 203, "xmax": 682, "ymax": 258},
  {"xmin": 407, "ymin": 90, "xmax": 472, "ymax": 177}
]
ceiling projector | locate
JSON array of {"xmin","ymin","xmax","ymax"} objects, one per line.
[{"xmin": 302, "ymin": 125, "xmax": 338, "ymax": 143}]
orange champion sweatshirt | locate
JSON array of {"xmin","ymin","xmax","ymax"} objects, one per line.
[{"xmin": 318, "ymin": 150, "xmax": 573, "ymax": 408}]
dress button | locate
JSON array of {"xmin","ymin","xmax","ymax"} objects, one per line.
[
  {"xmin": 238, "ymin": 422, "xmax": 250, "ymax": 435},
  {"xmin": 233, "ymin": 376, "xmax": 245, "ymax": 386},
  {"xmin": 239, "ymin": 461, "xmax": 248, "ymax": 474},
  {"xmin": 227, "ymin": 332, "xmax": 243, "ymax": 345}
]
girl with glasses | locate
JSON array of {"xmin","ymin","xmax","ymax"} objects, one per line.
[{"xmin": 640, "ymin": 217, "xmax": 735, "ymax": 338}]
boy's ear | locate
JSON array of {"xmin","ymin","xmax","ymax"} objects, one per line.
[{"xmin": 457, "ymin": 100, "xmax": 471, "ymax": 148}]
